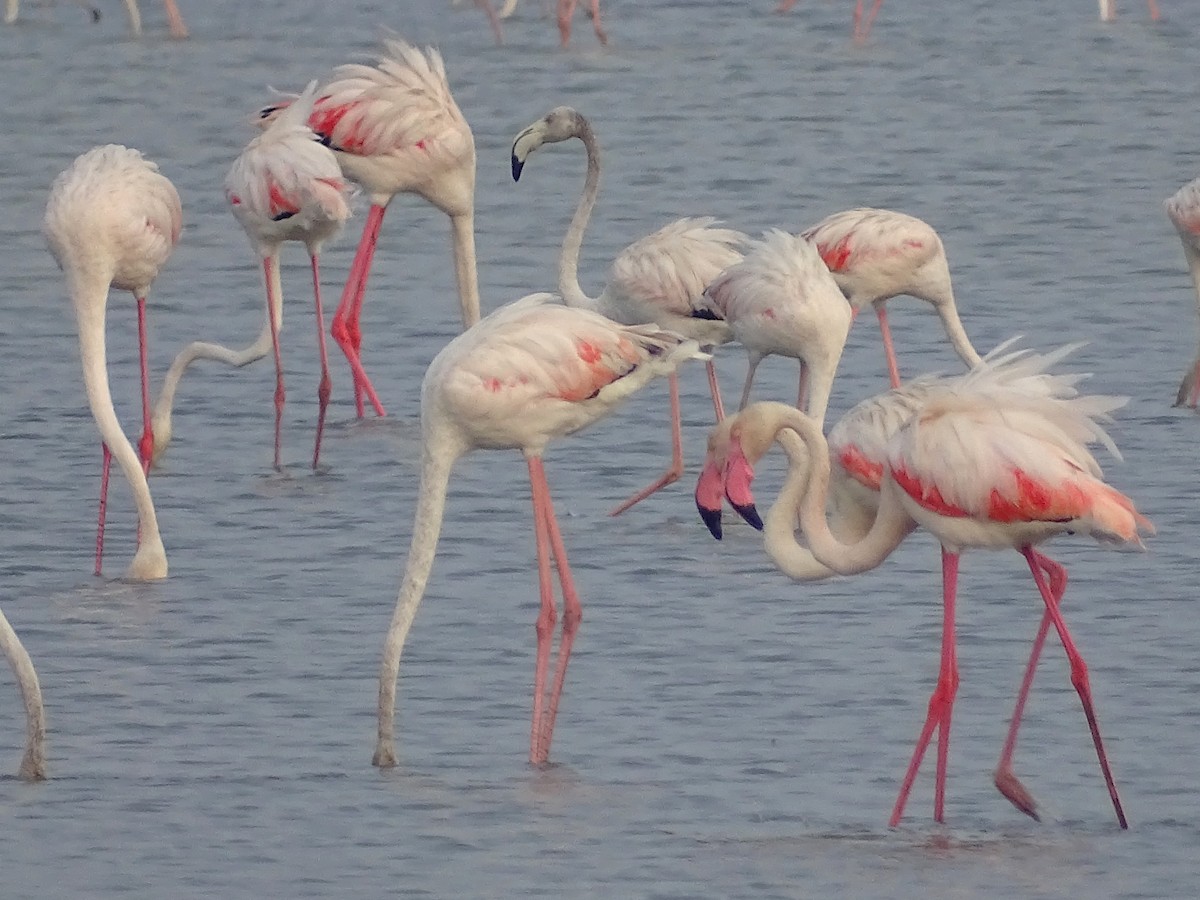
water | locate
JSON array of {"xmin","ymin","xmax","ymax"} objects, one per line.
[{"xmin": 0, "ymin": 1, "xmax": 1197, "ymax": 896}]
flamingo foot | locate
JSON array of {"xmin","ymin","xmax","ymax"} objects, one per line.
[
  {"xmin": 994, "ymin": 765, "xmax": 1040, "ymax": 821},
  {"xmin": 608, "ymin": 466, "xmax": 682, "ymax": 517},
  {"xmin": 372, "ymin": 740, "xmax": 398, "ymax": 768}
]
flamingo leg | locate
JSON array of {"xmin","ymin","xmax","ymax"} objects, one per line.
[
  {"xmin": 994, "ymin": 551, "xmax": 1066, "ymax": 820},
  {"xmin": 474, "ymin": 0, "xmax": 505, "ymax": 43},
  {"xmin": 875, "ymin": 304, "xmax": 902, "ymax": 388},
  {"xmin": 707, "ymin": 359, "xmax": 726, "ymax": 422},
  {"xmin": 527, "ymin": 455, "xmax": 559, "ymax": 765},
  {"xmin": 738, "ymin": 353, "xmax": 764, "ymax": 411},
  {"xmin": 556, "ymin": 0, "xmax": 575, "ymax": 46},
  {"xmin": 587, "ymin": 0, "xmax": 607, "ymax": 44},
  {"xmin": 1187, "ymin": 359, "xmax": 1200, "ymax": 408},
  {"xmin": 264, "ymin": 257, "xmax": 286, "ymax": 470},
  {"xmin": 890, "ymin": 547, "xmax": 960, "ymax": 827},
  {"xmin": 1147, "ymin": 0, "xmax": 1160, "ymax": 20},
  {"xmin": 530, "ymin": 457, "xmax": 583, "ymax": 762},
  {"xmin": 609, "ymin": 373, "xmax": 684, "ymax": 517},
  {"xmin": 797, "ymin": 359, "xmax": 810, "ymax": 411},
  {"xmin": 331, "ymin": 203, "xmax": 387, "ymax": 419},
  {"xmin": 162, "ymin": 0, "xmax": 187, "ymax": 37},
  {"xmin": 775, "ymin": 0, "xmax": 800, "ymax": 11},
  {"xmin": 1020, "ymin": 546, "xmax": 1128, "ymax": 829},
  {"xmin": 136, "ymin": 295, "xmax": 153, "ymax": 475},
  {"xmin": 94, "ymin": 442, "xmax": 111, "ymax": 576},
  {"xmin": 854, "ymin": 0, "xmax": 884, "ymax": 42},
  {"xmin": 310, "ymin": 254, "xmax": 334, "ymax": 469}
]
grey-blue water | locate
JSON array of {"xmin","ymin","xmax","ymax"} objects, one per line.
[{"xmin": 1, "ymin": 1, "xmax": 1197, "ymax": 896}]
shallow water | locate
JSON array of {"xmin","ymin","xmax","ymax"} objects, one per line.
[{"xmin": 0, "ymin": 0, "xmax": 1198, "ymax": 896}]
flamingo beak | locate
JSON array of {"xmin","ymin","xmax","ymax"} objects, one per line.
[
  {"xmin": 694, "ymin": 453, "xmax": 726, "ymax": 540},
  {"xmin": 723, "ymin": 439, "xmax": 762, "ymax": 531}
]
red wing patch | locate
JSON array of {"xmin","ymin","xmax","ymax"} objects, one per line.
[
  {"xmin": 893, "ymin": 465, "xmax": 1083, "ymax": 524},
  {"xmin": 267, "ymin": 178, "xmax": 300, "ymax": 219},
  {"xmin": 837, "ymin": 445, "xmax": 883, "ymax": 491},
  {"xmin": 817, "ymin": 234, "xmax": 854, "ymax": 272}
]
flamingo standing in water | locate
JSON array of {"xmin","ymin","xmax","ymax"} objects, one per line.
[
  {"xmin": 801, "ymin": 208, "xmax": 983, "ymax": 389},
  {"xmin": 555, "ymin": 0, "xmax": 606, "ymax": 47},
  {"xmin": 703, "ymin": 348, "xmax": 1150, "ymax": 827},
  {"xmin": 696, "ymin": 229, "xmax": 853, "ymax": 424},
  {"xmin": 374, "ymin": 293, "xmax": 706, "ymax": 768},
  {"xmin": 0, "ymin": 607, "xmax": 46, "ymax": 780},
  {"xmin": 511, "ymin": 106, "xmax": 745, "ymax": 515},
  {"xmin": 1165, "ymin": 176, "xmax": 1200, "ymax": 408},
  {"xmin": 259, "ymin": 37, "xmax": 481, "ymax": 420},
  {"xmin": 153, "ymin": 81, "xmax": 352, "ymax": 471},
  {"xmin": 5, "ymin": 0, "xmax": 187, "ymax": 37},
  {"xmin": 44, "ymin": 145, "xmax": 180, "ymax": 580}
]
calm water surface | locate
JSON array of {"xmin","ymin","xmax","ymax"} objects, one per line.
[{"xmin": 0, "ymin": 1, "xmax": 1198, "ymax": 897}]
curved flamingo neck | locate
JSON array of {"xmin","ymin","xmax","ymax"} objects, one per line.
[
  {"xmin": 934, "ymin": 297, "xmax": 984, "ymax": 370},
  {"xmin": 0, "ymin": 607, "xmax": 45, "ymax": 780},
  {"xmin": 557, "ymin": 119, "xmax": 601, "ymax": 311},
  {"xmin": 450, "ymin": 210, "xmax": 481, "ymax": 327},
  {"xmin": 762, "ymin": 427, "xmax": 839, "ymax": 581}
]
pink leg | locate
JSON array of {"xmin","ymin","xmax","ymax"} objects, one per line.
[
  {"xmin": 1188, "ymin": 358, "xmax": 1200, "ymax": 408},
  {"xmin": 310, "ymin": 254, "xmax": 333, "ymax": 469},
  {"xmin": 331, "ymin": 204, "xmax": 387, "ymax": 419},
  {"xmin": 1020, "ymin": 546, "xmax": 1128, "ymax": 828},
  {"xmin": 94, "ymin": 443, "xmax": 111, "ymax": 576},
  {"xmin": 1147, "ymin": 0, "xmax": 1160, "ymax": 20},
  {"xmin": 588, "ymin": 0, "xmax": 607, "ymax": 44},
  {"xmin": 528, "ymin": 456, "xmax": 558, "ymax": 764},
  {"xmin": 707, "ymin": 359, "xmax": 726, "ymax": 422},
  {"xmin": 530, "ymin": 457, "xmax": 584, "ymax": 762},
  {"xmin": 994, "ymin": 550, "xmax": 1066, "ymax": 820},
  {"xmin": 474, "ymin": 0, "xmax": 505, "ymax": 43},
  {"xmin": 775, "ymin": 0, "xmax": 800, "ymax": 11},
  {"xmin": 136, "ymin": 295, "xmax": 153, "ymax": 475},
  {"xmin": 162, "ymin": 0, "xmax": 187, "ymax": 37},
  {"xmin": 890, "ymin": 547, "xmax": 960, "ymax": 827},
  {"xmin": 609, "ymin": 373, "xmax": 684, "ymax": 517},
  {"xmin": 854, "ymin": 0, "xmax": 884, "ymax": 42},
  {"xmin": 264, "ymin": 258, "xmax": 286, "ymax": 470},
  {"xmin": 556, "ymin": 0, "xmax": 576, "ymax": 46},
  {"xmin": 876, "ymin": 304, "xmax": 902, "ymax": 388}
]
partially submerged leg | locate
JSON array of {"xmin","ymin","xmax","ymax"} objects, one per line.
[
  {"xmin": 264, "ymin": 257, "xmax": 286, "ymax": 470},
  {"xmin": 310, "ymin": 254, "xmax": 334, "ymax": 469},
  {"xmin": 609, "ymin": 373, "xmax": 684, "ymax": 516},
  {"xmin": 331, "ymin": 204, "xmax": 387, "ymax": 418},
  {"xmin": 95, "ymin": 443, "xmax": 112, "ymax": 576}
]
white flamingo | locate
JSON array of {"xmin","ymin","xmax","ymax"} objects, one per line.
[
  {"xmin": 374, "ymin": 293, "xmax": 706, "ymax": 769},
  {"xmin": 44, "ymin": 144, "xmax": 180, "ymax": 581},
  {"xmin": 511, "ymin": 106, "xmax": 746, "ymax": 515}
]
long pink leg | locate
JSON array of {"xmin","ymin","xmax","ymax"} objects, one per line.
[
  {"xmin": 94, "ymin": 443, "xmax": 111, "ymax": 576},
  {"xmin": 331, "ymin": 204, "xmax": 387, "ymax": 419},
  {"xmin": 162, "ymin": 0, "xmax": 187, "ymax": 37},
  {"xmin": 707, "ymin": 360, "xmax": 726, "ymax": 422},
  {"xmin": 310, "ymin": 254, "xmax": 334, "ymax": 469},
  {"xmin": 1188, "ymin": 359, "xmax": 1200, "ymax": 408},
  {"xmin": 587, "ymin": 0, "xmax": 607, "ymax": 44},
  {"xmin": 609, "ymin": 373, "xmax": 684, "ymax": 517},
  {"xmin": 994, "ymin": 551, "xmax": 1066, "ymax": 820},
  {"xmin": 527, "ymin": 456, "xmax": 559, "ymax": 764},
  {"xmin": 530, "ymin": 457, "xmax": 584, "ymax": 762},
  {"xmin": 875, "ymin": 304, "xmax": 902, "ymax": 388},
  {"xmin": 1020, "ymin": 546, "xmax": 1128, "ymax": 829},
  {"xmin": 890, "ymin": 547, "xmax": 960, "ymax": 827},
  {"xmin": 136, "ymin": 295, "xmax": 153, "ymax": 475},
  {"xmin": 556, "ymin": 0, "xmax": 576, "ymax": 46},
  {"xmin": 1147, "ymin": 0, "xmax": 1160, "ymax": 20},
  {"xmin": 854, "ymin": 0, "xmax": 884, "ymax": 42},
  {"xmin": 474, "ymin": 0, "xmax": 506, "ymax": 43},
  {"xmin": 264, "ymin": 258, "xmax": 286, "ymax": 470}
]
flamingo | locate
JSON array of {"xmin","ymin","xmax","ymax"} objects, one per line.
[
  {"xmin": 152, "ymin": 81, "xmax": 352, "ymax": 471},
  {"xmin": 258, "ymin": 37, "xmax": 481, "ymax": 421},
  {"xmin": 801, "ymin": 208, "xmax": 983, "ymax": 389},
  {"xmin": 0, "ymin": 608, "xmax": 46, "ymax": 781},
  {"xmin": 511, "ymin": 106, "xmax": 746, "ymax": 515},
  {"xmin": 703, "ymin": 347, "xmax": 1151, "ymax": 827},
  {"xmin": 695, "ymin": 229, "xmax": 853, "ymax": 425},
  {"xmin": 1165, "ymin": 176, "xmax": 1200, "ymax": 409},
  {"xmin": 44, "ymin": 144, "xmax": 180, "ymax": 581},
  {"xmin": 774, "ymin": 0, "xmax": 883, "ymax": 44},
  {"xmin": 374, "ymin": 293, "xmax": 707, "ymax": 768},
  {"xmin": 1099, "ymin": 0, "xmax": 1160, "ymax": 22},
  {"xmin": 5, "ymin": 0, "xmax": 187, "ymax": 37}
]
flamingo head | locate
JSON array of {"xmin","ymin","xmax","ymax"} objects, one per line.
[{"xmin": 510, "ymin": 106, "xmax": 590, "ymax": 182}]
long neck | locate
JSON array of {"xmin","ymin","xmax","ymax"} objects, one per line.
[
  {"xmin": 0, "ymin": 607, "xmax": 45, "ymax": 780},
  {"xmin": 558, "ymin": 121, "xmax": 601, "ymax": 310},
  {"xmin": 375, "ymin": 430, "xmax": 462, "ymax": 762},
  {"xmin": 768, "ymin": 405, "xmax": 914, "ymax": 575},
  {"xmin": 74, "ymin": 283, "xmax": 162, "ymax": 550},
  {"xmin": 763, "ymin": 429, "xmax": 839, "ymax": 581},
  {"xmin": 150, "ymin": 255, "xmax": 281, "ymax": 458},
  {"xmin": 934, "ymin": 297, "xmax": 984, "ymax": 370},
  {"xmin": 449, "ymin": 210, "xmax": 481, "ymax": 328}
]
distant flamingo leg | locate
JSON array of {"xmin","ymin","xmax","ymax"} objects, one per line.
[
  {"xmin": 853, "ymin": 0, "xmax": 884, "ymax": 42},
  {"xmin": 527, "ymin": 456, "xmax": 583, "ymax": 764},
  {"xmin": 474, "ymin": 0, "xmax": 505, "ymax": 43},
  {"xmin": 738, "ymin": 354, "xmax": 764, "ymax": 411},
  {"xmin": 587, "ymin": 0, "xmax": 607, "ymax": 44},
  {"xmin": 162, "ymin": 0, "xmax": 187, "ymax": 37},
  {"xmin": 707, "ymin": 360, "xmax": 726, "ymax": 422},
  {"xmin": 797, "ymin": 359, "xmax": 810, "ymax": 410},
  {"xmin": 310, "ymin": 255, "xmax": 334, "ymax": 469},
  {"xmin": 331, "ymin": 203, "xmax": 387, "ymax": 419},
  {"xmin": 1147, "ymin": 0, "xmax": 1160, "ymax": 20},
  {"xmin": 875, "ymin": 304, "xmax": 902, "ymax": 388},
  {"xmin": 890, "ymin": 547, "xmax": 961, "ymax": 827},
  {"xmin": 775, "ymin": 0, "xmax": 800, "ymax": 11},
  {"xmin": 994, "ymin": 551, "xmax": 1066, "ymax": 820},
  {"xmin": 1020, "ymin": 546, "xmax": 1128, "ymax": 829},
  {"xmin": 264, "ymin": 257, "xmax": 286, "ymax": 470},
  {"xmin": 556, "ymin": 0, "xmax": 575, "ymax": 46},
  {"xmin": 135, "ymin": 295, "xmax": 153, "ymax": 475},
  {"xmin": 94, "ymin": 443, "xmax": 111, "ymax": 576},
  {"xmin": 609, "ymin": 373, "xmax": 684, "ymax": 516}
]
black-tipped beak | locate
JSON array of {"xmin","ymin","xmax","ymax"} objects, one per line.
[
  {"xmin": 511, "ymin": 154, "xmax": 524, "ymax": 182},
  {"xmin": 730, "ymin": 502, "xmax": 763, "ymax": 531},
  {"xmin": 698, "ymin": 503, "xmax": 724, "ymax": 540}
]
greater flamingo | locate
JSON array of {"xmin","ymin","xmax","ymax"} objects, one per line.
[
  {"xmin": 5, "ymin": 0, "xmax": 187, "ymax": 37},
  {"xmin": 1165, "ymin": 176, "xmax": 1200, "ymax": 408},
  {"xmin": 374, "ymin": 293, "xmax": 706, "ymax": 768},
  {"xmin": 705, "ymin": 350, "xmax": 1151, "ymax": 827},
  {"xmin": 801, "ymin": 208, "xmax": 983, "ymax": 389},
  {"xmin": 44, "ymin": 144, "xmax": 180, "ymax": 581},
  {"xmin": 259, "ymin": 37, "xmax": 481, "ymax": 420},
  {"xmin": 511, "ymin": 106, "xmax": 745, "ymax": 514},
  {"xmin": 0, "ymin": 608, "xmax": 46, "ymax": 780},
  {"xmin": 153, "ymin": 81, "xmax": 352, "ymax": 471},
  {"xmin": 695, "ymin": 229, "xmax": 853, "ymax": 424}
]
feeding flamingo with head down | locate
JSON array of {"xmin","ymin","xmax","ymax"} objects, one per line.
[
  {"xmin": 374, "ymin": 292, "xmax": 706, "ymax": 769},
  {"xmin": 0, "ymin": 607, "xmax": 46, "ymax": 781},
  {"xmin": 44, "ymin": 144, "xmax": 180, "ymax": 581},
  {"xmin": 697, "ymin": 345, "xmax": 1151, "ymax": 827},
  {"xmin": 511, "ymin": 105, "xmax": 745, "ymax": 515}
]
